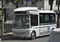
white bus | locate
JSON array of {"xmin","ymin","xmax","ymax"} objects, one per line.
[{"xmin": 12, "ymin": 7, "xmax": 57, "ymax": 39}]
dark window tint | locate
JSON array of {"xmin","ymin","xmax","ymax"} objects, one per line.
[
  {"xmin": 44, "ymin": 15, "xmax": 49, "ymax": 23},
  {"xmin": 50, "ymin": 14, "xmax": 55, "ymax": 23},
  {"xmin": 40, "ymin": 13, "xmax": 56, "ymax": 24},
  {"xmin": 31, "ymin": 15, "xmax": 38, "ymax": 26},
  {"xmin": 40, "ymin": 14, "xmax": 44, "ymax": 23},
  {"xmin": 14, "ymin": 15, "xmax": 29, "ymax": 29}
]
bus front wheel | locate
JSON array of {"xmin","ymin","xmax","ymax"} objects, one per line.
[{"xmin": 31, "ymin": 31, "xmax": 36, "ymax": 40}]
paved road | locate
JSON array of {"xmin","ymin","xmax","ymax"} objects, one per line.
[{"xmin": 0, "ymin": 35, "xmax": 49, "ymax": 42}]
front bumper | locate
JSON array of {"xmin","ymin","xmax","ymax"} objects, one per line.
[
  {"xmin": 13, "ymin": 33, "xmax": 31, "ymax": 38},
  {"xmin": 12, "ymin": 30, "xmax": 31, "ymax": 38}
]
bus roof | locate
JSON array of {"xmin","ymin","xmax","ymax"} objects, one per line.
[
  {"xmin": 14, "ymin": 7, "xmax": 38, "ymax": 11},
  {"xmin": 39, "ymin": 10, "xmax": 55, "ymax": 13},
  {"xmin": 28, "ymin": 10, "xmax": 55, "ymax": 15}
]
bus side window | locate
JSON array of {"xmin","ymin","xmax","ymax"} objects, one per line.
[
  {"xmin": 40, "ymin": 13, "xmax": 49, "ymax": 24},
  {"xmin": 40, "ymin": 13, "xmax": 56, "ymax": 24},
  {"xmin": 50, "ymin": 14, "xmax": 55, "ymax": 23},
  {"xmin": 44, "ymin": 15, "xmax": 49, "ymax": 23},
  {"xmin": 40, "ymin": 14, "xmax": 44, "ymax": 23}
]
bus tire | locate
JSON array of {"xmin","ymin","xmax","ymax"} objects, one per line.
[{"xmin": 31, "ymin": 31, "xmax": 36, "ymax": 40}]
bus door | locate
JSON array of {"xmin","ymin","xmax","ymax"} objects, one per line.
[{"xmin": 31, "ymin": 15, "xmax": 38, "ymax": 26}]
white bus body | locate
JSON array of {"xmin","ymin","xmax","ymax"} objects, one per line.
[{"xmin": 12, "ymin": 7, "xmax": 57, "ymax": 39}]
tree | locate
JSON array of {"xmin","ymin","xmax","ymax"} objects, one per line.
[
  {"xmin": 57, "ymin": 0, "xmax": 60, "ymax": 11},
  {"xmin": 31, "ymin": 0, "xmax": 42, "ymax": 6},
  {"xmin": 35, "ymin": 0, "xmax": 42, "ymax": 2},
  {"xmin": 6, "ymin": 0, "xmax": 22, "ymax": 8},
  {"xmin": 10, "ymin": 0, "xmax": 23, "ymax": 8},
  {"xmin": 49, "ymin": 0, "xmax": 54, "ymax": 10},
  {"xmin": 56, "ymin": 0, "xmax": 60, "ymax": 28}
]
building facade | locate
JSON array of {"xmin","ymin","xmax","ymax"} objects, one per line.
[
  {"xmin": 18, "ymin": 0, "xmax": 44, "ymax": 10},
  {"xmin": 44, "ymin": 0, "xmax": 60, "ymax": 10}
]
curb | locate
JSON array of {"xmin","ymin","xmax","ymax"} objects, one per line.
[
  {"xmin": 0, "ymin": 32, "xmax": 12, "ymax": 40},
  {"xmin": 1, "ymin": 34, "xmax": 12, "ymax": 40},
  {"xmin": 0, "ymin": 39, "xmax": 1, "ymax": 40},
  {"xmin": 0, "ymin": 36, "xmax": 1, "ymax": 40}
]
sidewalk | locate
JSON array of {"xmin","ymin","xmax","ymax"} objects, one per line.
[
  {"xmin": 1, "ymin": 32, "xmax": 13, "ymax": 40},
  {"xmin": 0, "ymin": 36, "xmax": 2, "ymax": 41},
  {"xmin": 4, "ymin": 32, "xmax": 12, "ymax": 35}
]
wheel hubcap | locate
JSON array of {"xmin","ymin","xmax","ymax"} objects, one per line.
[{"xmin": 32, "ymin": 32, "xmax": 35, "ymax": 39}]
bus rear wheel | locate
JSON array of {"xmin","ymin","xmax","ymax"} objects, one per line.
[{"xmin": 31, "ymin": 31, "xmax": 36, "ymax": 40}]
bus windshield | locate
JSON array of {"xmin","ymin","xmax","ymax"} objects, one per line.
[{"xmin": 14, "ymin": 15, "xmax": 29, "ymax": 29}]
